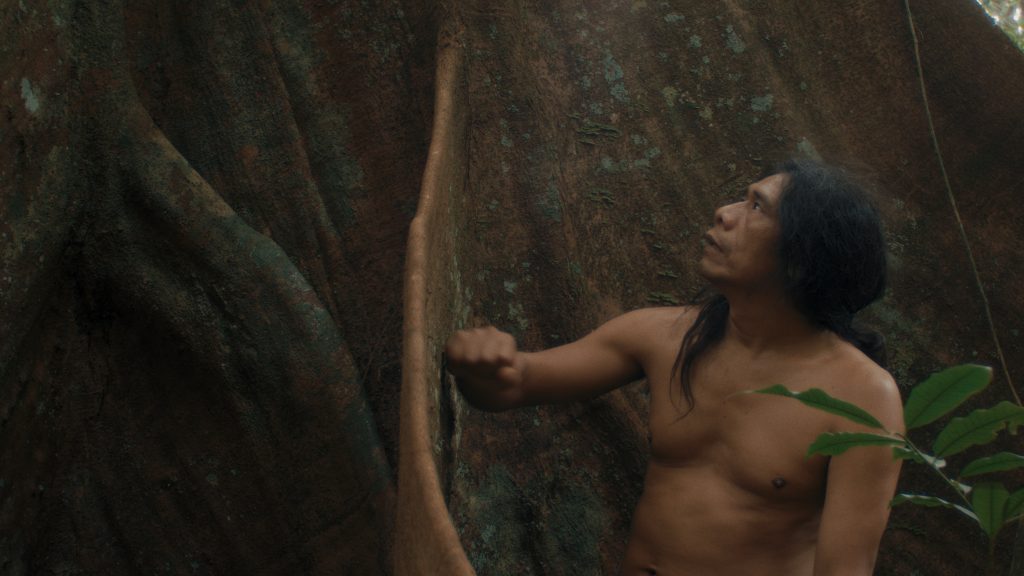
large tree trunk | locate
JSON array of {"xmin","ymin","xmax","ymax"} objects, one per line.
[
  {"xmin": 1, "ymin": 0, "xmax": 432, "ymax": 573},
  {"xmin": 399, "ymin": 1, "xmax": 1024, "ymax": 575},
  {"xmin": 2, "ymin": 1, "xmax": 1022, "ymax": 575}
]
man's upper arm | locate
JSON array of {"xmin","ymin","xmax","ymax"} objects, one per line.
[
  {"xmin": 814, "ymin": 371, "xmax": 904, "ymax": 576},
  {"xmin": 517, "ymin": 307, "xmax": 676, "ymax": 406}
]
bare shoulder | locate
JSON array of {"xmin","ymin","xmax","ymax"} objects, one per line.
[
  {"xmin": 826, "ymin": 342, "xmax": 904, "ymax": 432},
  {"xmin": 595, "ymin": 306, "xmax": 695, "ymax": 358},
  {"xmin": 606, "ymin": 305, "xmax": 696, "ymax": 339}
]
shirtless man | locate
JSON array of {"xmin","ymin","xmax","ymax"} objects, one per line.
[{"xmin": 445, "ymin": 159, "xmax": 904, "ymax": 575}]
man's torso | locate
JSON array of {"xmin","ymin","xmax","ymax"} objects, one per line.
[{"xmin": 620, "ymin": 307, "xmax": 870, "ymax": 576}]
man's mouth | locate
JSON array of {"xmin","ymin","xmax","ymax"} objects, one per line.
[{"xmin": 702, "ymin": 233, "xmax": 721, "ymax": 251}]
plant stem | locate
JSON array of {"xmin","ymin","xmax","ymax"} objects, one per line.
[
  {"xmin": 1011, "ymin": 519, "xmax": 1024, "ymax": 575},
  {"xmin": 899, "ymin": 434, "xmax": 972, "ymax": 508}
]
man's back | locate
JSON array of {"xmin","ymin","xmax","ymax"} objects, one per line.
[{"xmin": 619, "ymin": 307, "xmax": 902, "ymax": 575}]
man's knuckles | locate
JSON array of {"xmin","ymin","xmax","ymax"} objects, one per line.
[{"xmin": 446, "ymin": 327, "xmax": 516, "ymax": 367}]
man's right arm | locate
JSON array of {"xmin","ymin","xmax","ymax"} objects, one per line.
[{"xmin": 444, "ymin": 308, "xmax": 667, "ymax": 411}]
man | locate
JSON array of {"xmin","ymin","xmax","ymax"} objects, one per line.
[{"xmin": 445, "ymin": 159, "xmax": 904, "ymax": 575}]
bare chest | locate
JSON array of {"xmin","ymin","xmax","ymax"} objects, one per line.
[{"xmin": 645, "ymin": 357, "xmax": 834, "ymax": 501}]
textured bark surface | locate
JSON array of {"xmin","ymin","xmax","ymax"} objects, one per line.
[
  {"xmin": 2, "ymin": 0, "xmax": 1022, "ymax": 575},
  {"xmin": 1, "ymin": 1, "xmax": 434, "ymax": 573}
]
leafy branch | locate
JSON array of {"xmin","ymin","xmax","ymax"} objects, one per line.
[{"xmin": 756, "ymin": 365, "xmax": 1024, "ymax": 559}]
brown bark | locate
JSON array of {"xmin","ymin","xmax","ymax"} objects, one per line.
[
  {"xmin": 402, "ymin": 1, "xmax": 1024, "ymax": 575},
  {"xmin": 2, "ymin": 0, "xmax": 428, "ymax": 573},
  {"xmin": 2, "ymin": 0, "xmax": 1023, "ymax": 575}
]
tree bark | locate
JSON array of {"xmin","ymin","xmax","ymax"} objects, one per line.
[{"xmin": 2, "ymin": 0, "xmax": 1023, "ymax": 575}]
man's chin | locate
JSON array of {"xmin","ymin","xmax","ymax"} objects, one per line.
[
  {"xmin": 696, "ymin": 259, "xmax": 716, "ymax": 281},
  {"xmin": 697, "ymin": 261, "xmax": 728, "ymax": 289}
]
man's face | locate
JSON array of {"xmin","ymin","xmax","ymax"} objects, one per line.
[{"xmin": 698, "ymin": 173, "xmax": 787, "ymax": 290}]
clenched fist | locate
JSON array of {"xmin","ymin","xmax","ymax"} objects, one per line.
[{"xmin": 444, "ymin": 326, "xmax": 527, "ymax": 411}]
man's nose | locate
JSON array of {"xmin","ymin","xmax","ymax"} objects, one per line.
[{"xmin": 714, "ymin": 202, "xmax": 740, "ymax": 228}]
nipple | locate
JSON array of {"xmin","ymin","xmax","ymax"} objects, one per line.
[{"xmin": 772, "ymin": 477, "xmax": 787, "ymax": 489}]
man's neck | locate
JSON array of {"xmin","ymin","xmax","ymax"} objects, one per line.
[{"xmin": 719, "ymin": 284, "xmax": 829, "ymax": 355}]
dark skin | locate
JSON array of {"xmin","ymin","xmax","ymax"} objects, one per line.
[{"xmin": 445, "ymin": 174, "xmax": 904, "ymax": 575}]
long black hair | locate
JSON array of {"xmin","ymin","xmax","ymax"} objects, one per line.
[{"xmin": 670, "ymin": 158, "xmax": 889, "ymax": 413}]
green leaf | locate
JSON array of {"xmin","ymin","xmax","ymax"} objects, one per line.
[
  {"xmin": 808, "ymin": 432, "xmax": 903, "ymax": 457},
  {"xmin": 952, "ymin": 479, "xmax": 973, "ymax": 496},
  {"xmin": 892, "ymin": 493, "xmax": 978, "ymax": 521},
  {"xmin": 960, "ymin": 452, "xmax": 1024, "ymax": 478},
  {"xmin": 1006, "ymin": 488, "xmax": 1024, "ymax": 519},
  {"xmin": 754, "ymin": 385, "xmax": 884, "ymax": 429},
  {"xmin": 893, "ymin": 446, "xmax": 946, "ymax": 469},
  {"xmin": 932, "ymin": 401, "xmax": 1024, "ymax": 457},
  {"xmin": 971, "ymin": 482, "xmax": 1009, "ymax": 541},
  {"xmin": 903, "ymin": 364, "xmax": 992, "ymax": 430},
  {"xmin": 892, "ymin": 493, "xmax": 953, "ymax": 508}
]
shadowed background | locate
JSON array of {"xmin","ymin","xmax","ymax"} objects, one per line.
[{"xmin": 1, "ymin": 0, "xmax": 1022, "ymax": 574}]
